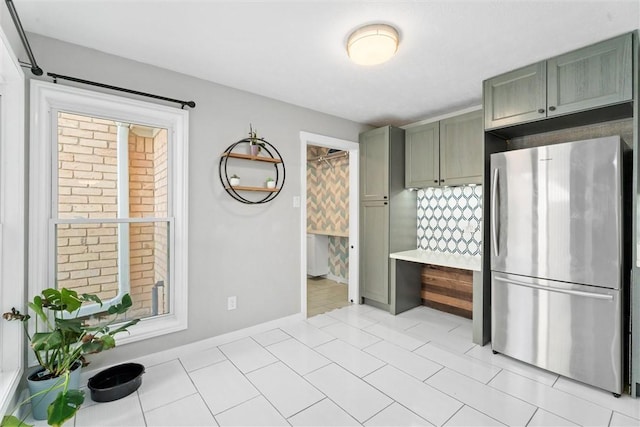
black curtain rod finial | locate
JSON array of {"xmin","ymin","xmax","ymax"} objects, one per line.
[
  {"xmin": 184, "ymin": 101, "xmax": 196, "ymax": 108},
  {"xmin": 31, "ymin": 66, "xmax": 43, "ymax": 76}
]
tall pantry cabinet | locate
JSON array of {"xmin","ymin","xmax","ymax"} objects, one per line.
[{"xmin": 359, "ymin": 126, "xmax": 416, "ymax": 309}]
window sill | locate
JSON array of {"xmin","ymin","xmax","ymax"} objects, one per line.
[{"xmin": 0, "ymin": 368, "xmax": 22, "ymax": 417}]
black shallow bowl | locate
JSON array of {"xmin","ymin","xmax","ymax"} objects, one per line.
[{"xmin": 88, "ymin": 363, "xmax": 145, "ymax": 402}]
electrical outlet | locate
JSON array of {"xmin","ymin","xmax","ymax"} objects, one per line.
[{"xmin": 227, "ymin": 296, "xmax": 237, "ymax": 310}]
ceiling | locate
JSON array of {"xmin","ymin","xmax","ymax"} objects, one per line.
[{"xmin": 15, "ymin": 0, "xmax": 640, "ymax": 127}]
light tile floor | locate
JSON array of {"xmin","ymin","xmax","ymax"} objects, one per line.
[
  {"xmin": 23, "ymin": 304, "xmax": 640, "ymax": 426},
  {"xmin": 306, "ymin": 277, "xmax": 349, "ymax": 317}
]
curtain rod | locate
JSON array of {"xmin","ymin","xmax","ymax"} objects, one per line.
[
  {"xmin": 47, "ymin": 73, "xmax": 196, "ymax": 109},
  {"xmin": 3, "ymin": 0, "xmax": 196, "ymax": 109},
  {"xmin": 5, "ymin": 0, "xmax": 43, "ymax": 76}
]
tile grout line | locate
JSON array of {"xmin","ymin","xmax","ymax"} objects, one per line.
[
  {"xmin": 524, "ymin": 407, "xmax": 539, "ymax": 427},
  {"xmin": 238, "ymin": 347, "xmax": 333, "ymax": 423},
  {"xmin": 360, "ymin": 364, "xmax": 457, "ymax": 427},
  {"xmin": 486, "ymin": 369, "xmax": 614, "ymax": 425}
]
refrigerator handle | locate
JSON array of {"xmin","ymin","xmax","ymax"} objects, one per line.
[
  {"xmin": 493, "ymin": 276, "xmax": 614, "ymax": 300},
  {"xmin": 491, "ymin": 168, "xmax": 499, "ymax": 257}
]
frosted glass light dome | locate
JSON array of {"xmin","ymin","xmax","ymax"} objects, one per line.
[{"xmin": 347, "ymin": 24, "xmax": 399, "ymax": 66}]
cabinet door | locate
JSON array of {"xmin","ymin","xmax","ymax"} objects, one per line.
[
  {"xmin": 483, "ymin": 62, "xmax": 546, "ymax": 129},
  {"xmin": 360, "ymin": 201, "xmax": 389, "ymax": 304},
  {"xmin": 547, "ymin": 34, "xmax": 632, "ymax": 117},
  {"xmin": 405, "ymin": 122, "xmax": 439, "ymax": 188},
  {"xmin": 440, "ymin": 110, "xmax": 483, "ymax": 186},
  {"xmin": 360, "ymin": 127, "xmax": 389, "ymax": 201}
]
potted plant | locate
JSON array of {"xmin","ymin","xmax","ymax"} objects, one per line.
[
  {"xmin": 2, "ymin": 288, "xmax": 139, "ymax": 426},
  {"xmin": 247, "ymin": 124, "xmax": 264, "ymax": 156},
  {"xmin": 229, "ymin": 174, "xmax": 240, "ymax": 187},
  {"xmin": 265, "ymin": 177, "xmax": 276, "ymax": 189}
]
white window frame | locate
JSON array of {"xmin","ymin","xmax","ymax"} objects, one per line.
[
  {"xmin": 0, "ymin": 28, "xmax": 25, "ymax": 415},
  {"xmin": 29, "ymin": 80, "xmax": 188, "ymax": 359}
]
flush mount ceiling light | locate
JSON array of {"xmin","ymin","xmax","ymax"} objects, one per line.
[{"xmin": 347, "ymin": 24, "xmax": 399, "ymax": 66}]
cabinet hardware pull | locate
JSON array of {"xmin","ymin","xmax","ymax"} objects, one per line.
[
  {"xmin": 549, "ymin": 106, "xmax": 556, "ymax": 111},
  {"xmin": 440, "ymin": 179, "xmax": 445, "ymax": 183},
  {"xmin": 537, "ymin": 108, "xmax": 545, "ymax": 114},
  {"xmin": 433, "ymin": 180, "xmax": 438, "ymax": 183},
  {"xmin": 384, "ymin": 202, "xmax": 388, "ymax": 205}
]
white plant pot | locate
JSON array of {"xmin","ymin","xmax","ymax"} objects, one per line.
[
  {"xmin": 229, "ymin": 178, "xmax": 240, "ymax": 186},
  {"xmin": 27, "ymin": 361, "xmax": 82, "ymax": 420},
  {"xmin": 266, "ymin": 181, "xmax": 276, "ymax": 189},
  {"xmin": 249, "ymin": 144, "xmax": 260, "ymax": 156}
]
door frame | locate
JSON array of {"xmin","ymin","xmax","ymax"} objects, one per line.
[{"xmin": 299, "ymin": 132, "xmax": 359, "ymax": 316}]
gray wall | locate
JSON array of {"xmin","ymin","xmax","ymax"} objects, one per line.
[{"xmin": 24, "ymin": 33, "xmax": 367, "ymax": 368}]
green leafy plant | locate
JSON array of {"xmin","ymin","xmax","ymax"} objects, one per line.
[
  {"xmin": 2, "ymin": 288, "xmax": 139, "ymax": 427},
  {"xmin": 248, "ymin": 124, "xmax": 265, "ymax": 152},
  {"xmin": 230, "ymin": 174, "xmax": 240, "ymax": 179},
  {"xmin": 265, "ymin": 177, "xmax": 274, "ymax": 183}
]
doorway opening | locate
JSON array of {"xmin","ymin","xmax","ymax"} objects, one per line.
[{"xmin": 299, "ymin": 132, "xmax": 359, "ymax": 318}]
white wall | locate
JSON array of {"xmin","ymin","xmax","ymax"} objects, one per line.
[{"xmin": 25, "ymin": 33, "xmax": 367, "ymax": 368}]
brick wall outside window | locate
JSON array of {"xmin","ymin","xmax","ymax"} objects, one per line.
[{"xmin": 56, "ymin": 112, "xmax": 168, "ymax": 318}]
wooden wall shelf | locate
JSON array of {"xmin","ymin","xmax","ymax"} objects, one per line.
[
  {"xmin": 221, "ymin": 152, "xmax": 283, "ymax": 164},
  {"xmin": 225, "ymin": 185, "xmax": 280, "ymax": 193}
]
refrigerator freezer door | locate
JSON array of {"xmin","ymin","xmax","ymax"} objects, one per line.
[
  {"xmin": 492, "ymin": 271, "xmax": 622, "ymax": 394},
  {"xmin": 490, "ymin": 136, "xmax": 623, "ymax": 289}
]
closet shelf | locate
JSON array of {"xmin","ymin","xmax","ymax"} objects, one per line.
[{"xmin": 307, "ymin": 229, "xmax": 349, "ymax": 238}]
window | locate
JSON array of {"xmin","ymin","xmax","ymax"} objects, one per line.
[
  {"xmin": 30, "ymin": 81, "xmax": 188, "ymax": 354},
  {"xmin": 55, "ymin": 114, "xmax": 170, "ymax": 321}
]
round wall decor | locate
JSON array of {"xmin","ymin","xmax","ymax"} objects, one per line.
[{"xmin": 219, "ymin": 138, "xmax": 285, "ymax": 204}]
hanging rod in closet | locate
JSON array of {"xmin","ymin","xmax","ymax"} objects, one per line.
[
  {"xmin": 48, "ymin": 73, "xmax": 196, "ymax": 109},
  {"xmin": 5, "ymin": 0, "xmax": 43, "ymax": 76},
  {"xmin": 308, "ymin": 151, "xmax": 349, "ymax": 162}
]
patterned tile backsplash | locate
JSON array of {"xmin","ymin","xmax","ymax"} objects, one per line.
[{"xmin": 417, "ymin": 185, "xmax": 483, "ymax": 256}]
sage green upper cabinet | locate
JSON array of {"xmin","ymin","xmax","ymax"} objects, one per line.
[
  {"xmin": 405, "ymin": 122, "xmax": 439, "ymax": 188},
  {"xmin": 483, "ymin": 62, "xmax": 546, "ymax": 129},
  {"xmin": 484, "ymin": 33, "xmax": 632, "ymax": 130},
  {"xmin": 440, "ymin": 110, "xmax": 483, "ymax": 186},
  {"xmin": 405, "ymin": 110, "xmax": 483, "ymax": 188},
  {"xmin": 547, "ymin": 34, "xmax": 632, "ymax": 117},
  {"xmin": 360, "ymin": 127, "xmax": 390, "ymax": 201}
]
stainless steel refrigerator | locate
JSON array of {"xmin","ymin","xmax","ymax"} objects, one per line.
[{"xmin": 490, "ymin": 136, "xmax": 627, "ymax": 395}]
